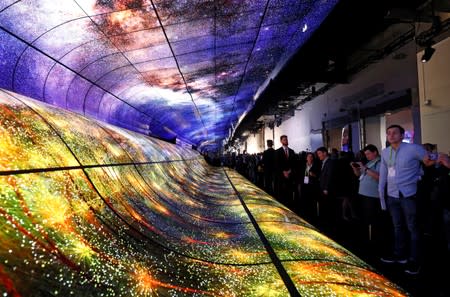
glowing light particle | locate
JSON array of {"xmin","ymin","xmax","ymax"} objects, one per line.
[
  {"xmin": 302, "ymin": 23, "xmax": 308, "ymax": 32},
  {"xmin": 71, "ymin": 241, "xmax": 95, "ymax": 262},
  {"xmin": 134, "ymin": 268, "xmax": 155, "ymax": 295},
  {"xmin": 213, "ymin": 232, "xmax": 230, "ymax": 239}
]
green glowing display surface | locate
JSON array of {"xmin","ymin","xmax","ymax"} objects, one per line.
[{"xmin": 0, "ymin": 88, "xmax": 407, "ymax": 296}]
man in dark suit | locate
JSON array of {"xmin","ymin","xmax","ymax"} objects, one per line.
[
  {"xmin": 316, "ymin": 146, "xmax": 336, "ymax": 227},
  {"xmin": 262, "ymin": 139, "xmax": 276, "ymax": 195},
  {"xmin": 275, "ymin": 135, "xmax": 297, "ymax": 207},
  {"xmin": 316, "ymin": 147, "xmax": 335, "ymax": 196}
]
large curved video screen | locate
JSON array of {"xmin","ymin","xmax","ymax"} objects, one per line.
[
  {"xmin": 0, "ymin": 0, "xmax": 339, "ymax": 150},
  {"xmin": 0, "ymin": 88, "xmax": 407, "ymax": 296}
]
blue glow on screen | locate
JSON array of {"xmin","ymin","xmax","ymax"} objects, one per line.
[{"xmin": 0, "ymin": 0, "xmax": 339, "ymax": 149}]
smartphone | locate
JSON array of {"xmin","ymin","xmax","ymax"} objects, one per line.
[
  {"xmin": 429, "ymin": 144, "xmax": 438, "ymax": 160},
  {"xmin": 351, "ymin": 162, "xmax": 360, "ymax": 168},
  {"xmin": 429, "ymin": 153, "xmax": 438, "ymax": 161}
]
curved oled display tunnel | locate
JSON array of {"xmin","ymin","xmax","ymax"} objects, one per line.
[{"xmin": 0, "ymin": 88, "xmax": 407, "ymax": 296}]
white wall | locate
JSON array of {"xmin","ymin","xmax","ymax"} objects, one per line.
[
  {"xmin": 365, "ymin": 115, "xmax": 382, "ymax": 150},
  {"xmin": 245, "ymin": 132, "xmax": 264, "ymax": 154},
  {"xmin": 264, "ymin": 125, "xmax": 275, "ymax": 149},
  {"xmin": 242, "ymin": 37, "xmax": 450, "ymax": 154},
  {"xmin": 418, "ymin": 37, "xmax": 450, "ymax": 153},
  {"xmin": 274, "ymin": 41, "xmax": 420, "ymax": 152}
]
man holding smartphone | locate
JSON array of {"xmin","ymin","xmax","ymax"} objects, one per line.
[{"xmin": 351, "ymin": 145, "xmax": 381, "ymax": 243}]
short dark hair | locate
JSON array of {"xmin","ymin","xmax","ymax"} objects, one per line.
[
  {"xmin": 386, "ymin": 124, "xmax": 405, "ymax": 135},
  {"xmin": 423, "ymin": 143, "xmax": 435, "ymax": 152},
  {"xmin": 363, "ymin": 144, "xmax": 379, "ymax": 154},
  {"xmin": 280, "ymin": 135, "xmax": 288, "ymax": 141},
  {"xmin": 267, "ymin": 139, "xmax": 273, "ymax": 147},
  {"xmin": 306, "ymin": 152, "xmax": 315, "ymax": 158},
  {"xmin": 316, "ymin": 147, "xmax": 328, "ymax": 154}
]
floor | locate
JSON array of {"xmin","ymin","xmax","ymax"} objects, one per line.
[{"xmin": 307, "ymin": 213, "xmax": 450, "ymax": 297}]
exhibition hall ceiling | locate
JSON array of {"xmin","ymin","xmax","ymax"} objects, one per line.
[{"xmin": 0, "ymin": 0, "xmax": 338, "ymax": 149}]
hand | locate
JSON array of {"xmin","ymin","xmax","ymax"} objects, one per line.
[
  {"xmin": 438, "ymin": 153, "xmax": 450, "ymax": 168},
  {"xmin": 323, "ymin": 190, "xmax": 328, "ymax": 195},
  {"xmin": 351, "ymin": 161, "xmax": 363, "ymax": 169},
  {"xmin": 283, "ymin": 170, "xmax": 290, "ymax": 178}
]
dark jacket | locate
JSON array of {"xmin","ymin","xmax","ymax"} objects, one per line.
[
  {"xmin": 275, "ymin": 147, "xmax": 297, "ymax": 179},
  {"xmin": 262, "ymin": 147, "xmax": 276, "ymax": 174},
  {"xmin": 299, "ymin": 161, "xmax": 321, "ymax": 185},
  {"xmin": 319, "ymin": 158, "xmax": 336, "ymax": 193}
]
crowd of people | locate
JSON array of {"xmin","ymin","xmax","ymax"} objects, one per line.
[{"xmin": 221, "ymin": 125, "xmax": 450, "ymax": 276}]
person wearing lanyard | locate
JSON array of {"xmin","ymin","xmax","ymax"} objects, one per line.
[
  {"xmin": 351, "ymin": 145, "xmax": 381, "ymax": 243},
  {"xmin": 298, "ymin": 152, "xmax": 320, "ymax": 219},
  {"xmin": 378, "ymin": 124, "xmax": 435, "ymax": 275}
]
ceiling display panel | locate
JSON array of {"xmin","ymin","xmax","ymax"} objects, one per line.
[
  {"xmin": 170, "ymin": 35, "xmax": 215, "ymax": 56},
  {"xmin": 134, "ymin": 56, "xmax": 176, "ymax": 72},
  {"xmin": 124, "ymin": 43, "xmax": 172, "ymax": 63},
  {"xmin": 66, "ymin": 75, "xmax": 101, "ymax": 112},
  {"xmin": 89, "ymin": 5, "xmax": 159, "ymax": 35},
  {"xmin": 0, "ymin": 94, "xmax": 407, "ymax": 296},
  {"xmin": 180, "ymin": 60, "xmax": 214, "ymax": 77},
  {"xmin": 108, "ymin": 27, "xmax": 167, "ymax": 52},
  {"xmin": 0, "ymin": 0, "xmax": 16, "ymax": 11},
  {"xmin": 262, "ymin": 6, "xmax": 307, "ymax": 26},
  {"xmin": 164, "ymin": 18, "xmax": 214, "ymax": 43},
  {"xmin": 13, "ymin": 46, "xmax": 56, "ymax": 102},
  {"xmin": 216, "ymin": 28, "xmax": 258, "ymax": 48},
  {"xmin": 59, "ymin": 38, "xmax": 119, "ymax": 71},
  {"xmin": 152, "ymin": 0, "xmax": 215, "ymax": 26},
  {"xmin": 83, "ymin": 85, "xmax": 108, "ymax": 116},
  {"xmin": 32, "ymin": 18, "xmax": 99, "ymax": 59},
  {"xmin": 0, "ymin": 1, "xmax": 86, "ymax": 42},
  {"xmin": 215, "ymin": 43, "xmax": 253, "ymax": 65},
  {"xmin": 217, "ymin": 11, "xmax": 263, "ymax": 35},
  {"xmin": 0, "ymin": 30, "xmax": 26, "ymax": 88},
  {"xmin": 43, "ymin": 64, "xmax": 80, "ymax": 108},
  {"xmin": 74, "ymin": 52, "xmax": 131, "ymax": 83},
  {"xmin": 0, "ymin": 0, "xmax": 339, "ymax": 149}
]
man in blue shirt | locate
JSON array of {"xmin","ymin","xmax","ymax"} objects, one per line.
[{"xmin": 378, "ymin": 124, "xmax": 434, "ymax": 275}]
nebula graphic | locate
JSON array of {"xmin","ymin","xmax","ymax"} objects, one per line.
[{"xmin": 0, "ymin": 0, "xmax": 339, "ymax": 149}]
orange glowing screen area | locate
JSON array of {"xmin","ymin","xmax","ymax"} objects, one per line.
[{"xmin": 0, "ymin": 89, "xmax": 407, "ymax": 296}]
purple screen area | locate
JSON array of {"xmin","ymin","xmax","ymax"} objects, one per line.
[{"xmin": 0, "ymin": 0, "xmax": 338, "ymax": 149}]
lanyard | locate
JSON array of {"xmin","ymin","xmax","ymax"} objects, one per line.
[
  {"xmin": 305, "ymin": 164, "xmax": 311, "ymax": 176},
  {"xmin": 388, "ymin": 147, "xmax": 396, "ymax": 167},
  {"xmin": 367, "ymin": 157, "xmax": 380, "ymax": 169}
]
